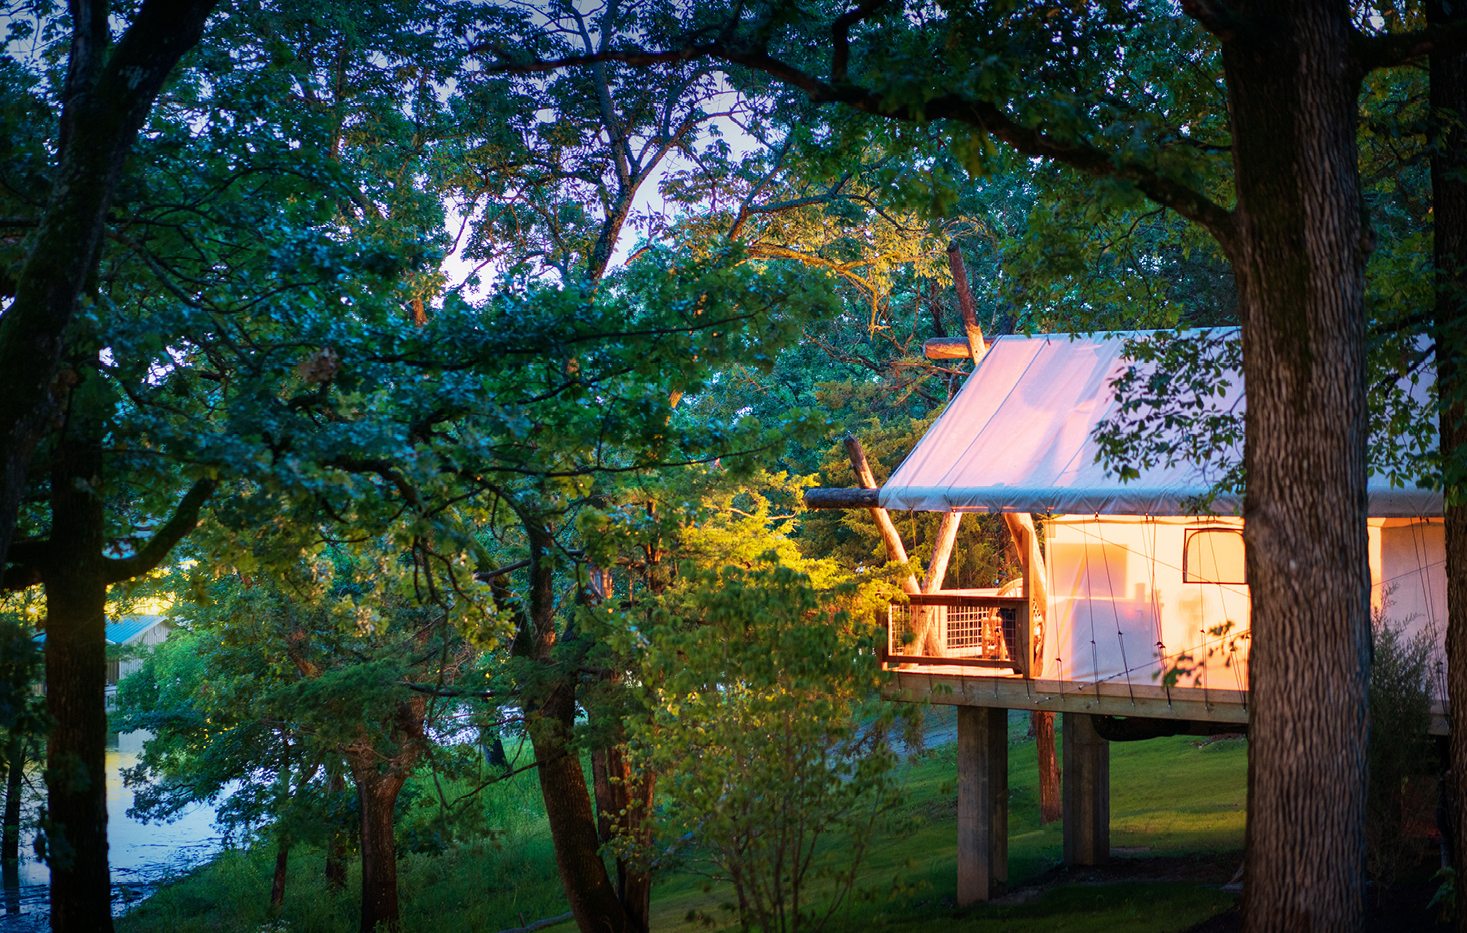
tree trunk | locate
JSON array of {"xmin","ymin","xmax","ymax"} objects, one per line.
[
  {"xmin": 3, "ymin": 736, "xmax": 23, "ymax": 916},
  {"xmin": 1428, "ymin": 3, "xmax": 1467, "ymax": 929},
  {"xmin": 529, "ymin": 687, "xmax": 632, "ymax": 933},
  {"xmin": 0, "ymin": 0, "xmax": 217, "ymax": 582},
  {"xmin": 592, "ymin": 742, "xmax": 654, "ymax": 933},
  {"xmin": 42, "ymin": 391, "xmax": 113, "ymax": 933},
  {"xmin": 269, "ymin": 838, "xmax": 289, "ymax": 914},
  {"xmin": 510, "ymin": 504, "xmax": 632, "ymax": 933},
  {"xmin": 353, "ymin": 771, "xmax": 406, "ymax": 933},
  {"xmin": 1032, "ymin": 712, "xmax": 1060, "ymax": 825},
  {"xmin": 1222, "ymin": 5, "xmax": 1371, "ymax": 929}
]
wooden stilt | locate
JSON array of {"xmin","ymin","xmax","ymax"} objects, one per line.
[
  {"xmin": 1062, "ymin": 713, "xmax": 1110, "ymax": 866},
  {"xmin": 957, "ymin": 706, "xmax": 1009, "ymax": 905}
]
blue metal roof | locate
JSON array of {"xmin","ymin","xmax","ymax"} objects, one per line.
[
  {"xmin": 33, "ymin": 614, "xmax": 169, "ymax": 645},
  {"xmin": 105, "ymin": 615, "xmax": 167, "ymax": 645}
]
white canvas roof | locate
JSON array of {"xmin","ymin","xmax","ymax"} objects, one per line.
[{"xmin": 879, "ymin": 329, "xmax": 1441, "ymax": 517}]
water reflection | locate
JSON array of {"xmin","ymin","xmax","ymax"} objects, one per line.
[{"xmin": 0, "ymin": 731, "xmax": 222, "ymax": 928}]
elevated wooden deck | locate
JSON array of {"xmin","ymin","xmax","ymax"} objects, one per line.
[{"xmin": 887, "ymin": 668, "xmax": 1449, "ymax": 735}]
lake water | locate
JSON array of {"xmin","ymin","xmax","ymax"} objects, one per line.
[{"xmin": 0, "ymin": 731, "xmax": 223, "ymax": 930}]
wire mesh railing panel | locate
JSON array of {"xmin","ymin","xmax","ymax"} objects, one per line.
[{"xmin": 888, "ymin": 600, "xmax": 1017, "ymax": 663}]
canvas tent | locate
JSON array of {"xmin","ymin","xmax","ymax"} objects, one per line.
[{"xmin": 846, "ymin": 329, "xmax": 1446, "ymax": 706}]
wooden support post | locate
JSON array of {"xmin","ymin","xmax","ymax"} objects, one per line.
[
  {"xmin": 1062, "ymin": 713, "xmax": 1110, "ymax": 866},
  {"xmin": 844, "ymin": 436, "xmax": 920, "ymax": 597},
  {"xmin": 845, "ymin": 436, "xmax": 938, "ymax": 656},
  {"xmin": 1002, "ymin": 513, "xmax": 1048, "ymax": 676},
  {"xmin": 957, "ymin": 706, "xmax": 1008, "ymax": 905},
  {"xmin": 924, "ymin": 511, "xmax": 962, "ymax": 592}
]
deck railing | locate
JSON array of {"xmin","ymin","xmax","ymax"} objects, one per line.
[{"xmin": 886, "ymin": 593, "xmax": 1033, "ymax": 675}]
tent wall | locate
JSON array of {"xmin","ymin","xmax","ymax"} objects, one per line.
[
  {"xmin": 1043, "ymin": 515, "xmax": 1447, "ymax": 701},
  {"xmin": 1378, "ymin": 519, "xmax": 1449, "ymax": 700}
]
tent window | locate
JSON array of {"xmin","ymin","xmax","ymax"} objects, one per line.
[{"xmin": 1184, "ymin": 528, "xmax": 1246, "ymax": 584}]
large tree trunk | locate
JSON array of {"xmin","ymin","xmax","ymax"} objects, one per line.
[
  {"xmin": 42, "ymin": 393, "xmax": 113, "ymax": 933},
  {"xmin": 1428, "ymin": 2, "xmax": 1467, "ymax": 929},
  {"xmin": 1222, "ymin": 5, "xmax": 1371, "ymax": 929},
  {"xmin": 528, "ymin": 685, "xmax": 632, "ymax": 933},
  {"xmin": 510, "ymin": 505, "xmax": 632, "ymax": 933},
  {"xmin": 352, "ymin": 771, "xmax": 406, "ymax": 933},
  {"xmin": 0, "ymin": 0, "xmax": 216, "ymax": 582},
  {"xmin": 592, "ymin": 742, "xmax": 654, "ymax": 933}
]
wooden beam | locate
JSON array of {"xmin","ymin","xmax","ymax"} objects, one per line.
[
  {"xmin": 844, "ymin": 436, "xmax": 938, "ymax": 656},
  {"xmin": 923, "ymin": 511, "xmax": 962, "ymax": 592},
  {"xmin": 1062, "ymin": 713, "xmax": 1110, "ymax": 867},
  {"xmin": 888, "ymin": 673, "xmax": 1253, "ymax": 725},
  {"xmin": 844, "ymin": 436, "xmax": 919, "ymax": 595},
  {"xmin": 947, "ymin": 242, "xmax": 987, "ymax": 363},
  {"xmin": 923, "ymin": 336, "xmax": 975, "ymax": 360},
  {"xmin": 843, "ymin": 435, "xmax": 882, "ymax": 489},
  {"xmin": 957, "ymin": 706, "xmax": 1008, "ymax": 905},
  {"xmin": 802, "ymin": 487, "xmax": 880, "ymax": 509},
  {"xmin": 1002, "ymin": 514, "xmax": 1047, "ymax": 616},
  {"xmin": 1002, "ymin": 513, "xmax": 1048, "ymax": 677}
]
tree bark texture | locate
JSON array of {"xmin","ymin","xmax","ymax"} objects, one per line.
[
  {"xmin": 352, "ymin": 771, "xmax": 406, "ymax": 933},
  {"xmin": 0, "ymin": 0, "xmax": 216, "ymax": 585},
  {"xmin": 1428, "ymin": 3, "xmax": 1467, "ymax": 929},
  {"xmin": 269, "ymin": 839, "xmax": 290, "ymax": 914},
  {"xmin": 511, "ymin": 507, "xmax": 632, "ymax": 933},
  {"xmin": 41, "ymin": 394, "xmax": 112, "ymax": 933},
  {"xmin": 591, "ymin": 742, "xmax": 655, "ymax": 933},
  {"xmin": 529, "ymin": 691, "xmax": 632, "ymax": 933},
  {"xmin": 1221, "ymin": 5, "xmax": 1371, "ymax": 929}
]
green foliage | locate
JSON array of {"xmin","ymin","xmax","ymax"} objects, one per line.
[
  {"xmin": 1366, "ymin": 609, "xmax": 1438, "ymax": 894},
  {"xmin": 1092, "ymin": 330, "xmax": 1245, "ymax": 510},
  {"xmin": 122, "ymin": 727, "xmax": 1250, "ymax": 932},
  {"xmin": 629, "ymin": 554, "xmax": 901, "ymax": 932},
  {"xmin": 0, "ymin": 606, "xmax": 44, "ymax": 744},
  {"xmin": 116, "ymin": 550, "xmax": 480, "ymax": 856}
]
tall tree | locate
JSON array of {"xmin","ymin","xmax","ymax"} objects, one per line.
[
  {"xmin": 1428, "ymin": 0, "xmax": 1467, "ymax": 919},
  {"xmin": 492, "ymin": 4, "xmax": 1467, "ymax": 925},
  {"xmin": 0, "ymin": 0, "xmax": 217, "ymax": 583}
]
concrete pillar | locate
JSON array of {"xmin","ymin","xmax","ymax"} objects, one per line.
[
  {"xmin": 1062, "ymin": 712, "xmax": 1110, "ymax": 866},
  {"xmin": 957, "ymin": 706, "xmax": 1008, "ymax": 905}
]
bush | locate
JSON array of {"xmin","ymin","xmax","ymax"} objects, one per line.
[{"xmin": 1366, "ymin": 609, "xmax": 1439, "ymax": 895}]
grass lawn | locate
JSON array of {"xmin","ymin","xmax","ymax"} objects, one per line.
[{"xmin": 120, "ymin": 710, "xmax": 1248, "ymax": 932}]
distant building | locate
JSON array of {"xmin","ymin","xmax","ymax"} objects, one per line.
[
  {"xmin": 34, "ymin": 614, "xmax": 175, "ymax": 710},
  {"xmin": 103, "ymin": 616, "xmax": 174, "ymax": 709}
]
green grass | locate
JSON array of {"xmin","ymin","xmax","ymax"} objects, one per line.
[{"xmin": 121, "ymin": 712, "xmax": 1248, "ymax": 932}]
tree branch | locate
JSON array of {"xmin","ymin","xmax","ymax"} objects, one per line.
[
  {"xmin": 482, "ymin": 40, "xmax": 1237, "ymax": 251},
  {"xmin": 831, "ymin": 0, "xmax": 890, "ymax": 81},
  {"xmin": 103, "ymin": 478, "xmax": 217, "ymax": 584},
  {"xmin": 1180, "ymin": 0, "xmax": 1243, "ymax": 42},
  {"xmin": 1357, "ymin": 19, "xmax": 1467, "ymax": 71}
]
